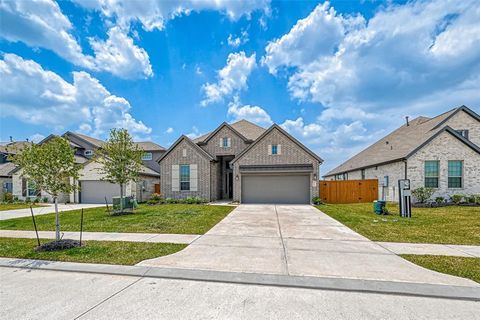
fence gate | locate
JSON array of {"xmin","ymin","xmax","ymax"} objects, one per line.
[{"xmin": 320, "ymin": 179, "xmax": 378, "ymax": 203}]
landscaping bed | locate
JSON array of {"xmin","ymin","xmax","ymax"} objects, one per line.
[
  {"xmin": 401, "ymin": 255, "xmax": 480, "ymax": 283},
  {"xmin": 316, "ymin": 203, "xmax": 480, "ymax": 245},
  {"xmin": 0, "ymin": 237, "xmax": 186, "ymax": 265},
  {"xmin": 0, "ymin": 204, "xmax": 234, "ymax": 234},
  {"xmin": 0, "ymin": 203, "xmax": 47, "ymax": 211}
]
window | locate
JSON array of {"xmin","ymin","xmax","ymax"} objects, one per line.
[
  {"xmin": 142, "ymin": 152, "xmax": 153, "ymax": 160},
  {"xmin": 84, "ymin": 150, "xmax": 93, "ymax": 157},
  {"xmin": 424, "ymin": 160, "xmax": 439, "ymax": 188},
  {"xmin": 27, "ymin": 180, "xmax": 37, "ymax": 197},
  {"xmin": 3, "ymin": 182, "xmax": 12, "ymax": 193},
  {"xmin": 455, "ymin": 130, "xmax": 469, "ymax": 140},
  {"xmin": 271, "ymin": 144, "xmax": 278, "ymax": 155},
  {"xmin": 448, "ymin": 161, "xmax": 463, "ymax": 188},
  {"xmin": 182, "ymin": 148, "xmax": 187, "ymax": 157},
  {"xmin": 222, "ymin": 137, "xmax": 229, "ymax": 148},
  {"xmin": 180, "ymin": 165, "xmax": 190, "ymax": 191}
]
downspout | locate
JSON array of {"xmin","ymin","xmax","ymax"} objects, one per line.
[{"xmin": 403, "ymin": 159, "xmax": 408, "ymax": 179}]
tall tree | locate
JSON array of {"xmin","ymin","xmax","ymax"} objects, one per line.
[
  {"xmin": 10, "ymin": 137, "xmax": 79, "ymax": 241},
  {"xmin": 94, "ymin": 128, "xmax": 143, "ymax": 212}
]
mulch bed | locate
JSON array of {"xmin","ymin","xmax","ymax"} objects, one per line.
[{"xmin": 35, "ymin": 239, "xmax": 81, "ymax": 252}]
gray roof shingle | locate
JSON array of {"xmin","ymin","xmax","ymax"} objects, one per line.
[
  {"xmin": 0, "ymin": 162, "xmax": 16, "ymax": 177},
  {"xmin": 324, "ymin": 106, "xmax": 479, "ymax": 177},
  {"xmin": 193, "ymin": 119, "xmax": 266, "ymax": 143}
]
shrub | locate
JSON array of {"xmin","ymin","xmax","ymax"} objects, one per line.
[
  {"xmin": 450, "ymin": 194, "xmax": 465, "ymax": 204},
  {"xmin": 411, "ymin": 187, "xmax": 434, "ymax": 203},
  {"xmin": 147, "ymin": 199, "xmax": 159, "ymax": 205},
  {"xmin": 150, "ymin": 193, "xmax": 162, "ymax": 201},
  {"xmin": 435, "ymin": 196, "xmax": 445, "ymax": 205},
  {"xmin": 25, "ymin": 197, "xmax": 31, "ymax": 203},
  {"xmin": 42, "ymin": 196, "xmax": 49, "ymax": 203},
  {"xmin": 3, "ymin": 192, "xmax": 13, "ymax": 203},
  {"xmin": 475, "ymin": 194, "xmax": 480, "ymax": 204},
  {"xmin": 466, "ymin": 194, "xmax": 477, "ymax": 204},
  {"xmin": 312, "ymin": 196, "xmax": 323, "ymax": 205}
]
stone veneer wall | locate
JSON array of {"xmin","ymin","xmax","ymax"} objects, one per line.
[
  {"xmin": 160, "ymin": 139, "xmax": 212, "ymax": 200},
  {"xmin": 232, "ymin": 127, "xmax": 320, "ymax": 203},
  {"xmin": 200, "ymin": 125, "xmax": 249, "ymax": 157}
]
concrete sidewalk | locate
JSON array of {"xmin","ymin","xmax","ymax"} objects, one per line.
[
  {"xmin": 0, "ymin": 230, "xmax": 200, "ymax": 244},
  {"xmin": 0, "ymin": 203, "xmax": 103, "ymax": 221},
  {"xmin": 377, "ymin": 242, "xmax": 480, "ymax": 257},
  {"xmin": 138, "ymin": 205, "xmax": 479, "ymax": 287}
]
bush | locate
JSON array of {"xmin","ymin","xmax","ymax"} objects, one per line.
[
  {"xmin": 475, "ymin": 194, "xmax": 480, "ymax": 204},
  {"xmin": 42, "ymin": 196, "xmax": 49, "ymax": 203},
  {"xmin": 25, "ymin": 197, "xmax": 31, "ymax": 203},
  {"xmin": 146, "ymin": 199, "xmax": 159, "ymax": 205},
  {"xmin": 435, "ymin": 196, "xmax": 445, "ymax": 205},
  {"xmin": 466, "ymin": 194, "xmax": 477, "ymax": 204},
  {"xmin": 3, "ymin": 192, "xmax": 13, "ymax": 203},
  {"xmin": 411, "ymin": 187, "xmax": 434, "ymax": 203},
  {"xmin": 450, "ymin": 194, "xmax": 465, "ymax": 204},
  {"xmin": 150, "ymin": 193, "xmax": 162, "ymax": 201},
  {"xmin": 312, "ymin": 196, "xmax": 323, "ymax": 205}
]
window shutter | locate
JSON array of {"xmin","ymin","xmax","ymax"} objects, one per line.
[
  {"xmin": 172, "ymin": 165, "xmax": 179, "ymax": 191},
  {"xmin": 268, "ymin": 144, "xmax": 272, "ymax": 155},
  {"xmin": 190, "ymin": 164, "xmax": 198, "ymax": 191},
  {"xmin": 22, "ymin": 178, "xmax": 26, "ymax": 197},
  {"xmin": 277, "ymin": 144, "xmax": 282, "ymax": 155},
  {"xmin": 227, "ymin": 137, "xmax": 231, "ymax": 147}
]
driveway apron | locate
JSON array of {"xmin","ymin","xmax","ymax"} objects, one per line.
[{"xmin": 138, "ymin": 205, "xmax": 478, "ymax": 286}]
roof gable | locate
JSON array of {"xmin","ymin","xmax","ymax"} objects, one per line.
[
  {"xmin": 158, "ymin": 135, "xmax": 214, "ymax": 163},
  {"xmin": 198, "ymin": 122, "xmax": 249, "ymax": 145},
  {"xmin": 231, "ymin": 124, "xmax": 323, "ymax": 164},
  {"xmin": 193, "ymin": 119, "xmax": 266, "ymax": 144}
]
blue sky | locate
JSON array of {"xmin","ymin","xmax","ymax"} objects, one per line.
[{"xmin": 1, "ymin": 0, "xmax": 479, "ymax": 174}]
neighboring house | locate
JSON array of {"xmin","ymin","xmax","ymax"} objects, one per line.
[
  {"xmin": 159, "ymin": 120, "xmax": 323, "ymax": 204},
  {"xmin": 323, "ymin": 106, "xmax": 480, "ymax": 201},
  {"xmin": 11, "ymin": 132, "xmax": 165, "ymax": 204},
  {"xmin": 0, "ymin": 141, "xmax": 31, "ymax": 200}
]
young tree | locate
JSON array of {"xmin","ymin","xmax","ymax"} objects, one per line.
[
  {"xmin": 94, "ymin": 128, "xmax": 143, "ymax": 212},
  {"xmin": 10, "ymin": 137, "xmax": 79, "ymax": 241}
]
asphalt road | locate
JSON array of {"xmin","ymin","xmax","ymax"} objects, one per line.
[{"xmin": 1, "ymin": 267, "xmax": 479, "ymax": 320}]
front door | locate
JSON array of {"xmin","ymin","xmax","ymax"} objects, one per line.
[{"xmin": 228, "ymin": 172, "xmax": 233, "ymax": 198}]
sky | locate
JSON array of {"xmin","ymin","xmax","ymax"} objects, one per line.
[{"xmin": 0, "ymin": 0, "xmax": 479, "ymax": 174}]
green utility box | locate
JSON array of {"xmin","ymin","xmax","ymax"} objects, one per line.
[
  {"xmin": 112, "ymin": 196, "xmax": 134, "ymax": 212},
  {"xmin": 373, "ymin": 200, "xmax": 387, "ymax": 215}
]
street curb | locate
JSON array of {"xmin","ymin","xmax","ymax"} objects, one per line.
[{"xmin": 1, "ymin": 257, "xmax": 479, "ymax": 301}]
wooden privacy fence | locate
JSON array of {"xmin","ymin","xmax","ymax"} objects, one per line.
[{"xmin": 320, "ymin": 179, "xmax": 378, "ymax": 203}]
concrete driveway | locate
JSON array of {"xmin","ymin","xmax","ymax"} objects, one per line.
[
  {"xmin": 139, "ymin": 205, "xmax": 477, "ymax": 286},
  {"xmin": 0, "ymin": 203, "xmax": 103, "ymax": 220}
]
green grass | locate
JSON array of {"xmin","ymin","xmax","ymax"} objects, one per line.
[
  {"xmin": 0, "ymin": 237, "xmax": 186, "ymax": 265},
  {"xmin": 0, "ymin": 203, "xmax": 46, "ymax": 211},
  {"xmin": 316, "ymin": 203, "xmax": 480, "ymax": 245},
  {"xmin": 401, "ymin": 255, "xmax": 480, "ymax": 283},
  {"xmin": 0, "ymin": 204, "xmax": 234, "ymax": 234}
]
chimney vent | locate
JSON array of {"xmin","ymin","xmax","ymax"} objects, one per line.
[{"xmin": 405, "ymin": 116, "xmax": 410, "ymax": 126}]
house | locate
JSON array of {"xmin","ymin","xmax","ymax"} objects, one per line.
[
  {"xmin": 11, "ymin": 132, "xmax": 165, "ymax": 203},
  {"xmin": 159, "ymin": 120, "xmax": 322, "ymax": 204},
  {"xmin": 323, "ymin": 106, "xmax": 480, "ymax": 201},
  {"xmin": 0, "ymin": 140, "xmax": 31, "ymax": 200}
]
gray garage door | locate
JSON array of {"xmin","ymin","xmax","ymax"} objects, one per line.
[
  {"xmin": 80, "ymin": 181, "xmax": 122, "ymax": 204},
  {"xmin": 241, "ymin": 174, "xmax": 310, "ymax": 204}
]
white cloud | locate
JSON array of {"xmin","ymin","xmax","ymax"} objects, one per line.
[
  {"xmin": 227, "ymin": 97, "xmax": 272, "ymax": 126},
  {"xmin": 262, "ymin": 2, "xmax": 363, "ymax": 74},
  {"xmin": 165, "ymin": 127, "xmax": 174, "ymax": 134},
  {"xmin": 227, "ymin": 31, "xmax": 249, "ymax": 48},
  {"xmin": 0, "ymin": 1, "xmax": 152, "ymax": 79},
  {"xmin": 0, "ymin": 53, "xmax": 151, "ymax": 136},
  {"xmin": 29, "ymin": 133, "xmax": 46, "ymax": 143},
  {"xmin": 0, "ymin": 0, "xmax": 95, "ymax": 69},
  {"xmin": 264, "ymin": 0, "xmax": 480, "ymax": 116},
  {"xmin": 89, "ymin": 27, "xmax": 153, "ymax": 79},
  {"xmin": 186, "ymin": 126, "xmax": 201, "ymax": 139},
  {"xmin": 201, "ymin": 51, "xmax": 256, "ymax": 106},
  {"xmin": 74, "ymin": 0, "xmax": 270, "ymax": 31}
]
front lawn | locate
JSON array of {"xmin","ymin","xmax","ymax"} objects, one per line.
[
  {"xmin": 0, "ymin": 237, "xmax": 185, "ymax": 265},
  {"xmin": 401, "ymin": 255, "xmax": 480, "ymax": 283},
  {"xmin": 316, "ymin": 203, "xmax": 479, "ymax": 245},
  {"xmin": 0, "ymin": 204, "xmax": 234, "ymax": 234},
  {"xmin": 0, "ymin": 203, "xmax": 46, "ymax": 211}
]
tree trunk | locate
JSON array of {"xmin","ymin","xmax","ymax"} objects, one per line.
[
  {"xmin": 120, "ymin": 183, "xmax": 124, "ymax": 213},
  {"xmin": 54, "ymin": 196, "xmax": 60, "ymax": 241}
]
